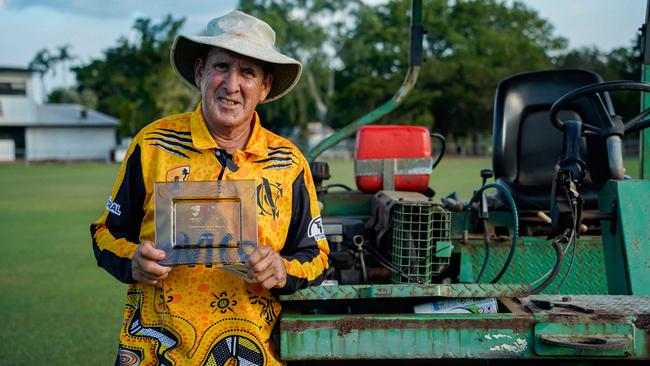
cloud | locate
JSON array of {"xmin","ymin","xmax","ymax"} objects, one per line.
[{"xmin": 5, "ymin": 0, "xmax": 238, "ymax": 18}]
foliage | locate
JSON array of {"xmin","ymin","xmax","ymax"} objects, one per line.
[
  {"xmin": 29, "ymin": 44, "xmax": 77, "ymax": 99},
  {"xmin": 34, "ymin": 0, "xmax": 640, "ymax": 139},
  {"xmin": 47, "ymin": 87, "xmax": 98, "ymax": 109},
  {"xmin": 554, "ymin": 40, "xmax": 642, "ymax": 120},
  {"xmin": 72, "ymin": 15, "xmax": 195, "ymax": 136},
  {"xmin": 239, "ymin": 0, "xmax": 356, "ymax": 140},
  {"xmin": 332, "ymin": 0, "xmax": 567, "ymax": 138}
]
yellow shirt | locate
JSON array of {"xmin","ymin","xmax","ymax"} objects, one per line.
[{"xmin": 91, "ymin": 105, "xmax": 329, "ymax": 365}]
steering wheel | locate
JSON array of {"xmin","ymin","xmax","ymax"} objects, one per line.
[
  {"xmin": 549, "ymin": 81, "xmax": 650, "ymax": 180},
  {"xmin": 550, "ymin": 81, "xmax": 650, "ymax": 136}
]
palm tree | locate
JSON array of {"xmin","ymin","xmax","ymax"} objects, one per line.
[
  {"xmin": 29, "ymin": 49, "xmax": 52, "ymax": 100},
  {"xmin": 56, "ymin": 44, "xmax": 76, "ymax": 87}
]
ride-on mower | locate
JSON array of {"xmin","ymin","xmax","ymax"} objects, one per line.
[{"xmin": 278, "ymin": 1, "xmax": 650, "ymax": 363}]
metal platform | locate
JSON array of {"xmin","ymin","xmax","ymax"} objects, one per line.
[{"xmin": 279, "ymin": 285, "xmax": 650, "ymax": 361}]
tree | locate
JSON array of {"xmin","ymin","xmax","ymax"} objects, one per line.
[
  {"xmin": 28, "ymin": 49, "xmax": 53, "ymax": 100},
  {"xmin": 332, "ymin": 0, "xmax": 567, "ymax": 139},
  {"xmin": 47, "ymin": 87, "xmax": 98, "ymax": 109},
  {"xmin": 239, "ymin": 0, "xmax": 356, "ymax": 140},
  {"xmin": 73, "ymin": 15, "xmax": 193, "ymax": 136},
  {"xmin": 555, "ymin": 40, "xmax": 642, "ymax": 120},
  {"xmin": 55, "ymin": 44, "xmax": 76, "ymax": 87}
]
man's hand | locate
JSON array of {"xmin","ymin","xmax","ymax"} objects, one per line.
[
  {"xmin": 246, "ymin": 246, "xmax": 287, "ymax": 289},
  {"xmin": 132, "ymin": 240, "xmax": 172, "ymax": 285}
]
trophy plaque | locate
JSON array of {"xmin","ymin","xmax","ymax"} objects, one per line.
[{"xmin": 154, "ymin": 180, "xmax": 258, "ymax": 267}]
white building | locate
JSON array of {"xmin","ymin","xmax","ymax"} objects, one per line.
[{"xmin": 0, "ymin": 67, "xmax": 118, "ymax": 161}]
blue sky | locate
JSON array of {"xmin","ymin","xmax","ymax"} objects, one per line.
[{"xmin": 0, "ymin": 0, "xmax": 646, "ymax": 97}]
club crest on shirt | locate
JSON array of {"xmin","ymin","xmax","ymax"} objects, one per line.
[
  {"xmin": 256, "ymin": 178, "xmax": 282, "ymax": 219},
  {"xmin": 166, "ymin": 166, "xmax": 190, "ymax": 182},
  {"xmin": 308, "ymin": 216, "xmax": 325, "ymax": 241}
]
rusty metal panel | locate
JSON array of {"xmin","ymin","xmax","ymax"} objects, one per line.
[
  {"xmin": 279, "ymin": 313, "xmax": 535, "ymax": 360},
  {"xmin": 279, "ymin": 295, "xmax": 650, "ymax": 360},
  {"xmin": 534, "ymin": 322, "xmax": 635, "ymax": 357}
]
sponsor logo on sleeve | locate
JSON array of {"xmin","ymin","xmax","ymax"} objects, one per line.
[
  {"xmin": 106, "ymin": 196, "xmax": 122, "ymax": 216},
  {"xmin": 308, "ymin": 216, "xmax": 325, "ymax": 241}
]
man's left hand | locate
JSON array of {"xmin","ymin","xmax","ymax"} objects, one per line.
[{"xmin": 245, "ymin": 246, "xmax": 287, "ymax": 289}]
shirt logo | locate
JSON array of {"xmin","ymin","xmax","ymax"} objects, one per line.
[
  {"xmin": 256, "ymin": 178, "xmax": 282, "ymax": 219},
  {"xmin": 166, "ymin": 166, "xmax": 190, "ymax": 182},
  {"xmin": 308, "ymin": 216, "xmax": 325, "ymax": 241},
  {"xmin": 106, "ymin": 196, "xmax": 122, "ymax": 216}
]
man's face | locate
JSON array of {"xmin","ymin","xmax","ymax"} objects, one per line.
[{"xmin": 194, "ymin": 47, "xmax": 272, "ymax": 132}]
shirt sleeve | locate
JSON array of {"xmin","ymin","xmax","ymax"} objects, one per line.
[
  {"xmin": 90, "ymin": 140, "xmax": 146, "ymax": 284},
  {"xmin": 275, "ymin": 159, "xmax": 330, "ymax": 295}
]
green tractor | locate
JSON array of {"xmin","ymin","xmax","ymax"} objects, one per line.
[{"xmin": 277, "ymin": 0, "xmax": 650, "ymax": 363}]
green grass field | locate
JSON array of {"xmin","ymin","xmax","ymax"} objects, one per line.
[
  {"xmin": 0, "ymin": 157, "xmax": 641, "ymax": 364},
  {"xmin": 0, "ymin": 163, "xmax": 124, "ymax": 364}
]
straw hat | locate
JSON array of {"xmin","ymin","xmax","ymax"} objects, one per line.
[{"xmin": 171, "ymin": 10, "xmax": 302, "ymax": 103}]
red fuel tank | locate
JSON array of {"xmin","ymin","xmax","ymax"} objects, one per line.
[{"xmin": 354, "ymin": 125, "xmax": 433, "ymax": 193}]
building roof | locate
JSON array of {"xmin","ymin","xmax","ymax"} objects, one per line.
[
  {"xmin": 36, "ymin": 104, "xmax": 118, "ymax": 127},
  {"xmin": 0, "ymin": 66, "xmax": 33, "ymax": 74}
]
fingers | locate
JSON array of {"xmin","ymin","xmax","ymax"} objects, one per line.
[
  {"xmin": 138, "ymin": 240, "xmax": 166, "ymax": 261},
  {"xmin": 246, "ymin": 247, "xmax": 286, "ymax": 289},
  {"xmin": 245, "ymin": 245, "xmax": 271, "ymax": 267},
  {"xmin": 132, "ymin": 240, "xmax": 171, "ymax": 285}
]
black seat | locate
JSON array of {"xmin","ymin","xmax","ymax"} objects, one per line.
[{"xmin": 492, "ymin": 69, "xmax": 614, "ymax": 211}]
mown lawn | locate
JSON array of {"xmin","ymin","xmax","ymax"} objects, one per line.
[
  {"xmin": 0, "ymin": 163, "xmax": 124, "ymax": 365},
  {"xmin": 0, "ymin": 156, "xmax": 642, "ymax": 364}
]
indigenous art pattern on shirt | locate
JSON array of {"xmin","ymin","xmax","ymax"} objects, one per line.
[{"xmin": 91, "ymin": 105, "xmax": 329, "ymax": 365}]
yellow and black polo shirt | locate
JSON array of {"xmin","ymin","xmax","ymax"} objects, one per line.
[{"xmin": 91, "ymin": 104, "xmax": 330, "ymax": 366}]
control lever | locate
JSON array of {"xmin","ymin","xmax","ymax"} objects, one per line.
[
  {"xmin": 549, "ymin": 120, "xmax": 585, "ymax": 238},
  {"xmin": 479, "ymin": 169, "xmax": 493, "ymax": 219}
]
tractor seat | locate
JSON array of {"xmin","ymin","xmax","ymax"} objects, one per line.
[{"xmin": 492, "ymin": 69, "xmax": 614, "ymax": 212}]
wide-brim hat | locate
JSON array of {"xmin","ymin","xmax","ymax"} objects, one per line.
[{"xmin": 171, "ymin": 10, "xmax": 302, "ymax": 104}]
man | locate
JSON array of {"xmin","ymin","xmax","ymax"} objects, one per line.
[{"xmin": 91, "ymin": 10, "xmax": 329, "ymax": 365}]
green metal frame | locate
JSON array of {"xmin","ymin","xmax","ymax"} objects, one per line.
[
  {"xmin": 598, "ymin": 180, "xmax": 650, "ymax": 295},
  {"xmin": 279, "ymin": 293, "xmax": 650, "ymax": 360},
  {"xmin": 642, "ymin": 67, "xmax": 650, "ymax": 178},
  {"xmin": 277, "ymin": 1, "xmax": 650, "ymax": 362},
  {"xmin": 641, "ymin": 3, "xmax": 650, "ymax": 178}
]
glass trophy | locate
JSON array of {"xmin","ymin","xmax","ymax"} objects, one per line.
[{"xmin": 154, "ymin": 180, "xmax": 258, "ymax": 269}]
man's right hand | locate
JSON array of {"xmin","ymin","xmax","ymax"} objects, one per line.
[{"xmin": 132, "ymin": 240, "xmax": 172, "ymax": 285}]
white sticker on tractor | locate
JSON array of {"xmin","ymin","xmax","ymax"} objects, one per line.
[{"xmin": 308, "ymin": 216, "xmax": 325, "ymax": 241}]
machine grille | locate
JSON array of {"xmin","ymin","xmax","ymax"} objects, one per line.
[{"xmin": 391, "ymin": 202, "xmax": 451, "ymax": 284}]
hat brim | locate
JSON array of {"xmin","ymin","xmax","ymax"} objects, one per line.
[{"xmin": 171, "ymin": 34, "xmax": 302, "ymax": 104}]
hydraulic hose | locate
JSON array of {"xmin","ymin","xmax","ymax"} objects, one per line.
[
  {"xmin": 464, "ymin": 183, "xmax": 519, "ymax": 283},
  {"xmin": 530, "ymin": 237, "xmax": 565, "ymax": 294},
  {"xmin": 430, "ymin": 132, "xmax": 446, "ymax": 171}
]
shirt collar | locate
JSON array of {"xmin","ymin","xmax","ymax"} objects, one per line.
[
  {"xmin": 243, "ymin": 112, "xmax": 269, "ymax": 158},
  {"xmin": 190, "ymin": 103, "xmax": 218, "ymax": 150},
  {"xmin": 190, "ymin": 103, "xmax": 268, "ymax": 158}
]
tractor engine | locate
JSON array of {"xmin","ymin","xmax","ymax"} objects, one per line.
[{"xmin": 313, "ymin": 125, "xmax": 452, "ymax": 285}]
